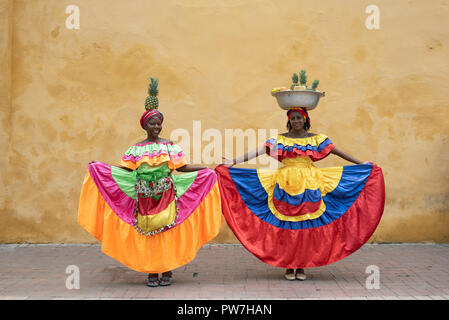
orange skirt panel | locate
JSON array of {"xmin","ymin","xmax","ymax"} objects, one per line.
[{"xmin": 78, "ymin": 172, "xmax": 222, "ymax": 273}]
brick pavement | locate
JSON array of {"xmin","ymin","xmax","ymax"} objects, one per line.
[{"xmin": 0, "ymin": 243, "xmax": 448, "ymax": 300}]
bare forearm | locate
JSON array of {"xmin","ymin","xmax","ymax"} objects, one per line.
[
  {"xmin": 330, "ymin": 147, "xmax": 363, "ymax": 164},
  {"xmin": 176, "ymin": 164, "xmax": 207, "ymax": 172},
  {"xmin": 120, "ymin": 166, "xmax": 135, "ymax": 171},
  {"xmin": 233, "ymin": 145, "xmax": 266, "ymax": 165}
]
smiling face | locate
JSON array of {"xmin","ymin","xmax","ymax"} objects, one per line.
[
  {"xmin": 289, "ymin": 111, "xmax": 306, "ymax": 131},
  {"xmin": 145, "ymin": 117, "xmax": 162, "ymax": 137}
]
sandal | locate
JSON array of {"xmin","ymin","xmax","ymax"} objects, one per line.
[
  {"xmin": 146, "ymin": 274, "xmax": 159, "ymax": 287},
  {"xmin": 159, "ymin": 271, "xmax": 173, "ymax": 286},
  {"xmin": 284, "ymin": 269, "xmax": 296, "ymax": 281},
  {"xmin": 295, "ymin": 268, "xmax": 307, "ymax": 281}
]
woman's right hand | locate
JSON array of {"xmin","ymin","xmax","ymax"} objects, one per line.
[{"xmin": 221, "ymin": 157, "xmax": 236, "ymax": 167}]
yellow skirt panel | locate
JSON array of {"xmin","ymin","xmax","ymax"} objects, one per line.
[
  {"xmin": 135, "ymin": 200, "xmax": 177, "ymax": 233},
  {"xmin": 256, "ymin": 166, "xmax": 343, "ymax": 222}
]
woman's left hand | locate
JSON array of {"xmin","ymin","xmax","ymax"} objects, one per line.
[{"xmin": 220, "ymin": 157, "xmax": 236, "ymax": 167}]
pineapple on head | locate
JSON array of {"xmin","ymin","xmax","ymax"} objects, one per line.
[
  {"xmin": 145, "ymin": 77, "xmax": 159, "ymax": 110},
  {"xmin": 299, "ymin": 70, "xmax": 307, "ymax": 86},
  {"xmin": 291, "ymin": 73, "xmax": 299, "ymax": 90}
]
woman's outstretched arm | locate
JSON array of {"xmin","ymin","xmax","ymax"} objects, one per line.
[
  {"xmin": 90, "ymin": 160, "xmax": 135, "ymax": 171},
  {"xmin": 330, "ymin": 147, "xmax": 369, "ymax": 165},
  {"xmin": 223, "ymin": 144, "xmax": 266, "ymax": 167},
  {"xmin": 176, "ymin": 164, "xmax": 208, "ymax": 172}
]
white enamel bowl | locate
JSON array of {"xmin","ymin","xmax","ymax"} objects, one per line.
[{"xmin": 272, "ymin": 90, "xmax": 325, "ymax": 110}]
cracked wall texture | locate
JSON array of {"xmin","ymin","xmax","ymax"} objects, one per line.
[{"xmin": 1, "ymin": 0, "xmax": 448, "ymax": 243}]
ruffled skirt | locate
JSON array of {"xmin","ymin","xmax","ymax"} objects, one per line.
[
  {"xmin": 78, "ymin": 162, "xmax": 222, "ymax": 273},
  {"xmin": 215, "ymin": 163, "xmax": 385, "ymax": 268}
]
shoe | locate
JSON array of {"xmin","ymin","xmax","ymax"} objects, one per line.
[
  {"xmin": 146, "ymin": 274, "xmax": 159, "ymax": 287},
  {"xmin": 159, "ymin": 271, "xmax": 173, "ymax": 286},
  {"xmin": 295, "ymin": 268, "xmax": 307, "ymax": 281},
  {"xmin": 284, "ymin": 269, "xmax": 296, "ymax": 281}
]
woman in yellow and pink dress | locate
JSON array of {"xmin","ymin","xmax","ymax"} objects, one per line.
[
  {"xmin": 216, "ymin": 107, "xmax": 385, "ymax": 281},
  {"xmin": 78, "ymin": 80, "xmax": 222, "ymax": 287}
]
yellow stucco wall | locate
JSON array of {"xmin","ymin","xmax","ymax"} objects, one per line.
[{"xmin": 1, "ymin": 0, "xmax": 448, "ymax": 243}]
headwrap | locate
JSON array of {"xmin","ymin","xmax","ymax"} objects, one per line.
[
  {"xmin": 287, "ymin": 107, "xmax": 310, "ymax": 126},
  {"xmin": 140, "ymin": 109, "xmax": 164, "ymax": 129}
]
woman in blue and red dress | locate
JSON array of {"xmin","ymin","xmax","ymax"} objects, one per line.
[{"xmin": 216, "ymin": 107, "xmax": 385, "ymax": 281}]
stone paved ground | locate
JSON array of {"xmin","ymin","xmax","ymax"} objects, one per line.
[{"xmin": 0, "ymin": 243, "xmax": 448, "ymax": 300}]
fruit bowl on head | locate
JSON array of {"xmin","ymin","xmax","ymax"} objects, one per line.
[{"xmin": 272, "ymin": 89, "xmax": 325, "ymax": 111}]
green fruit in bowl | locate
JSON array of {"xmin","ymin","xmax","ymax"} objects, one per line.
[{"xmin": 271, "ymin": 87, "xmax": 281, "ymax": 95}]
